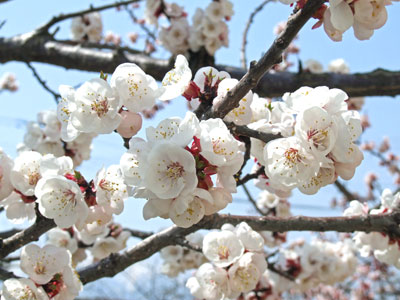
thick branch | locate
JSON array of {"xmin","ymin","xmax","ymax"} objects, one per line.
[
  {"xmin": 205, "ymin": 0, "xmax": 326, "ymax": 120},
  {"xmin": 79, "ymin": 212, "xmax": 400, "ymax": 284},
  {"xmin": 0, "ymin": 215, "xmax": 55, "ymax": 259},
  {"xmin": 1, "ymin": 34, "xmax": 400, "ymax": 98},
  {"xmin": 0, "ymin": 24, "xmax": 398, "ymax": 100}
]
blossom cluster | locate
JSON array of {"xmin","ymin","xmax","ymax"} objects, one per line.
[
  {"xmin": 258, "ymin": 239, "xmax": 357, "ymax": 298},
  {"xmin": 344, "ymin": 189, "xmax": 400, "ymax": 268},
  {"xmin": 19, "ymin": 110, "xmax": 95, "ymax": 167},
  {"xmin": 2, "ymin": 244, "xmax": 82, "ymax": 300},
  {"xmin": 120, "ymin": 111, "xmax": 237, "ymax": 228},
  {"xmin": 146, "ymin": 0, "xmax": 233, "ymax": 55},
  {"xmin": 259, "ymin": 86, "xmax": 363, "ymax": 195},
  {"xmin": 160, "ymin": 232, "xmax": 206, "ymax": 277},
  {"xmin": 0, "ymin": 72, "xmax": 18, "ymax": 92},
  {"xmin": 186, "ymin": 222, "xmax": 267, "ymax": 300},
  {"xmin": 0, "ymin": 148, "xmax": 132, "ymax": 262},
  {"xmin": 71, "ymin": 12, "xmax": 103, "ymax": 43},
  {"xmin": 279, "ymin": 0, "xmax": 397, "ymax": 41},
  {"xmin": 256, "ymin": 190, "xmax": 292, "ymax": 247}
]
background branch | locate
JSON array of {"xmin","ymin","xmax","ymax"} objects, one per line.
[
  {"xmin": 26, "ymin": 62, "xmax": 60, "ymax": 103},
  {"xmin": 241, "ymin": 0, "xmax": 273, "ymax": 69},
  {"xmin": 1, "ymin": 36, "xmax": 400, "ymax": 98},
  {"xmin": 79, "ymin": 211, "xmax": 400, "ymax": 284}
]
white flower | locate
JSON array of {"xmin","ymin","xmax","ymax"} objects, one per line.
[
  {"xmin": 159, "ymin": 18, "xmax": 190, "ymax": 55},
  {"xmin": 228, "ymin": 252, "xmax": 266, "ymax": 294},
  {"xmin": 10, "ymin": 151, "xmax": 43, "ymax": 196},
  {"xmin": 250, "ymin": 93, "xmax": 272, "ymax": 123},
  {"xmin": 37, "ymin": 110, "xmax": 61, "ymax": 142},
  {"xmin": 91, "ymin": 230, "xmax": 130, "ymax": 260},
  {"xmin": 57, "ymin": 85, "xmax": 80, "ymax": 142},
  {"xmin": 53, "ymin": 264, "xmax": 83, "ymax": 300},
  {"xmin": 343, "ymin": 200, "xmax": 367, "ymax": 216},
  {"xmin": 263, "ymin": 136, "xmax": 320, "ymax": 189},
  {"xmin": 47, "ymin": 228, "xmax": 78, "ymax": 254},
  {"xmin": 20, "ymin": 244, "xmax": 70, "ymax": 285},
  {"xmin": 213, "ymin": 78, "xmax": 253, "ymax": 125},
  {"xmin": 35, "ymin": 175, "xmax": 88, "ymax": 229},
  {"xmin": 146, "ymin": 111, "xmax": 200, "ymax": 147},
  {"xmin": 203, "ymin": 230, "xmax": 244, "ymax": 267},
  {"xmin": 299, "ymin": 161, "xmax": 336, "ymax": 195},
  {"xmin": 186, "ymin": 263, "xmax": 229, "ymax": 300},
  {"xmin": 95, "ymin": 165, "xmax": 128, "ymax": 215},
  {"xmin": 120, "ymin": 137, "xmax": 150, "ymax": 187},
  {"xmin": 1, "ymin": 192, "xmax": 36, "ymax": 224},
  {"xmin": 143, "ymin": 142, "xmax": 197, "ymax": 199},
  {"xmin": 40, "ymin": 154, "xmax": 73, "ymax": 177},
  {"xmin": 235, "ymin": 222, "xmax": 264, "ymax": 252},
  {"xmin": 323, "ymin": 9, "xmax": 344, "ymax": 42},
  {"xmin": 159, "ymin": 54, "xmax": 192, "ymax": 101},
  {"xmin": 203, "ymin": 187, "xmax": 232, "ymax": 215},
  {"xmin": 169, "ymin": 188, "xmax": 212, "ymax": 228},
  {"xmin": 2, "ymin": 278, "xmax": 49, "ymax": 300},
  {"xmin": 0, "ymin": 148, "xmax": 14, "ymax": 201},
  {"xmin": 329, "ymin": 0, "xmax": 354, "ymax": 32},
  {"xmin": 328, "ymin": 58, "xmax": 350, "ymax": 74},
  {"xmin": 71, "ymin": 12, "xmax": 102, "ymax": 43},
  {"xmin": 283, "ymin": 86, "xmax": 348, "ymax": 115},
  {"xmin": 199, "ymin": 118, "xmax": 242, "ymax": 167},
  {"xmin": 110, "ymin": 63, "xmax": 162, "ymax": 112},
  {"xmin": 295, "ymin": 106, "xmax": 338, "ymax": 159},
  {"xmin": 71, "ymin": 78, "xmax": 122, "ymax": 134},
  {"xmin": 304, "ymin": 59, "xmax": 324, "ymax": 73}
]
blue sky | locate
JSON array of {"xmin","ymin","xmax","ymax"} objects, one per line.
[{"xmin": 0, "ymin": 0, "xmax": 400, "ymax": 296}]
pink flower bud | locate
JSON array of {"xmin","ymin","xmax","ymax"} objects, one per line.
[{"xmin": 117, "ymin": 111, "xmax": 142, "ymax": 138}]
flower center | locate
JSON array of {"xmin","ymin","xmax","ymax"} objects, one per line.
[
  {"xmin": 34, "ymin": 261, "xmax": 46, "ymax": 275},
  {"xmin": 91, "ymin": 96, "xmax": 109, "ymax": 117},
  {"xmin": 217, "ymin": 245, "xmax": 230, "ymax": 260},
  {"xmin": 28, "ymin": 171, "xmax": 41, "ymax": 186},
  {"xmin": 166, "ymin": 162, "xmax": 185, "ymax": 180},
  {"xmin": 284, "ymin": 148, "xmax": 301, "ymax": 166}
]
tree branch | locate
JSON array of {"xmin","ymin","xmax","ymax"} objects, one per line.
[
  {"xmin": 26, "ymin": 62, "xmax": 60, "ymax": 103},
  {"xmin": 241, "ymin": 0, "xmax": 273, "ymax": 69},
  {"xmin": 0, "ymin": 267, "xmax": 19, "ymax": 281},
  {"xmin": 37, "ymin": 0, "xmax": 142, "ymax": 33},
  {"xmin": 0, "ymin": 214, "xmax": 55, "ymax": 260},
  {"xmin": 334, "ymin": 180, "xmax": 357, "ymax": 202},
  {"xmin": 79, "ymin": 212, "xmax": 400, "ymax": 284},
  {"xmin": 0, "ymin": 34, "xmax": 400, "ymax": 98},
  {"xmin": 204, "ymin": 0, "xmax": 326, "ymax": 120}
]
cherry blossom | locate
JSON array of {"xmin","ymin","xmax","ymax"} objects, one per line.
[
  {"xmin": 20, "ymin": 244, "xmax": 70, "ymax": 285},
  {"xmin": 110, "ymin": 63, "xmax": 162, "ymax": 112},
  {"xmin": 35, "ymin": 175, "xmax": 88, "ymax": 229}
]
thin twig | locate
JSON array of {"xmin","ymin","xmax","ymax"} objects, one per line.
[
  {"xmin": 204, "ymin": 0, "xmax": 326, "ymax": 120},
  {"xmin": 237, "ymin": 165, "xmax": 265, "ymax": 186},
  {"xmin": 26, "ymin": 62, "xmax": 60, "ymax": 104},
  {"xmin": 38, "ymin": 0, "xmax": 142, "ymax": 33},
  {"xmin": 125, "ymin": 6, "xmax": 157, "ymax": 41},
  {"xmin": 242, "ymin": 184, "xmax": 266, "ymax": 215},
  {"xmin": 241, "ymin": 0, "xmax": 273, "ymax": 69},
  {"xmin": 226, "ymin": 122, "xmax": 282, "ymax": 144},
  {"xmin": 334, "ymin": 180, "xmax": 357, "ymax": 202}
]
